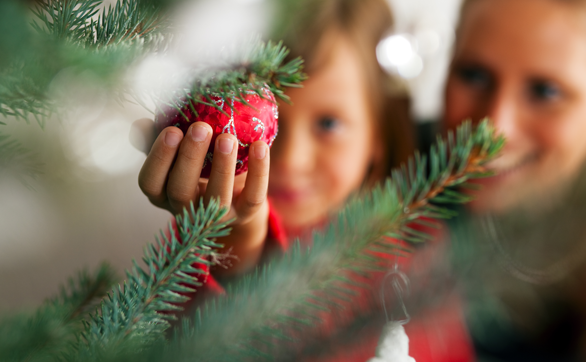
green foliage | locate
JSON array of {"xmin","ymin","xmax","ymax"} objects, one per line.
[
  {"xmin": 0, "ymin": 0, "xmax": 305, "ymax": 187},
  {"xmin": 91, "ymin": 0, "xmax": 163, "ymax": 48},
  {"xmin": 31, "ymin": 0, "xmax": 163, "ymax": 48},
  {"xmin": 76, "ymin": 199, "xmax": 232, "ymax": 356},
  {"xmin": 153, "ymin": 40, "xmax": 307, "ymax": 121},
  {"xmin": 1, "ymin": 0, "xmax": 165, "ymax": 125},
  {"xmin": 1, "ymin": 0, "xmax": 306, "ymax": 126},
  {"xmin": 0, "ymin": 263, "xmax": 117, "ymax": 362},
  {"xmin": 167, "ymin": 119, "xmax": 503, "ymax": 361},
  {"xmin": 0, "ymin": 121, "xmax": 503, "ymax": 361},
  {"xmin": 0, "ymin": 132, "xmax": 42, "ymax": 187},
  {"xmin": 31, "ymin": 0, "xmax": 102, "ymax": 43}
]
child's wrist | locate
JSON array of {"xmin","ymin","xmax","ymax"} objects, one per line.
[{"xmin": 212, "ymin": 202, "xmax": 270, "ymax": 276}]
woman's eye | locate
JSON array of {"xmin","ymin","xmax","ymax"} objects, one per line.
[
  {"xmin": 316, "ymin": 116, "xmax": 341, "ymax": 133},
  {"xmin": 456, "ymin": 65, "xmax": 492, "ymax": 90},
  {"xmin": 528, "ymin": 80, "xmax": 561, "ymax": 102}
]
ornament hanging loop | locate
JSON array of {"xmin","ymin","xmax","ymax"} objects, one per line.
[{"xmin": 381, "ymin": 263, "xmax": 411, "ymax": 325}]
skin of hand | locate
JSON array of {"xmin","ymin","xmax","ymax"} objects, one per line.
[{"xmin": 132, "ymin": 118, "xmax": 270, "ymax": 276}]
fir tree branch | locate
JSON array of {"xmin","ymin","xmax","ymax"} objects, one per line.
[
  {"xmin": 56, "ymin": 263, "xmax": 119, "ymax": 321},
  {"xmin": 76, "ymin": 199, "xmax": 232, "ymax": 357},
  {"xmin": 170, "ymin": 119, "xmax": 503, "ymax": 361},
  {"xmin": 0, "ymin": 264, "xmax": 118, "ymax": 362},
  {"xmin": 0, "ymin": 132, "xmax": 43, "ymax": 188},
  {"xmin": 146, "ymin": 40, "xmax": 307, "ymax": 121},
  {"xmin": 31, "ymin": 0, "xmax": 101, "ymax": 43},
  {"xmin": 2, "ymin": 1, "xmax": 305, "ymax": 127},
  {"xmin": 91, "ymin": 0, "xmax": 164, "ymax": 48},
  {"xmin": 0, "ymin": 121, "xmax": 502, "ymax": 362},
  {"xmin": 31, "ymin": 0, "xmax": 164, "ymax": 47}
]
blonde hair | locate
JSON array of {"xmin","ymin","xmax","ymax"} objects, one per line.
[{"xmin": 278, "ymin": 0, "xmax": 414, "ymax": 183}]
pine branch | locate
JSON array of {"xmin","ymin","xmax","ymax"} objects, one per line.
[
  {"xmin": 0, "ymin": 264, "xmax": 117, "ymax": 362},
  {"xmin": 170, "ymin": 120, "xmax": 503, "ymax": 361},
  {"xmin": 54, "ymin": 263, "xmax": 119, "ymax": 321},
  {"xmin": 75, "ymin": 199, "xmax": 232, "ymax": 357},
  {"xmin": 31, "ymin": 0, "xmax": 101, "ymax": 43},
  {"xmin": 0, "ymin": 132, "xmax": 43, "ymax": 188},
  {"xmin": 147, "ymin": 40, "xmax": 307, "ymax": 121},
  {"xmin": 31, "ymin": 0, "xmax": 164, "ymax": 48},
  {"xmin": 91, "ymin": 0, "xmax": 164, "ymax": 48},
  {"xmin": 1, "ymin": 0, "xmax": 161, "ymax": 125},
  {"xmin": 0, "ymin": 121, "xmax": 502, "ymax": 362},
  {"xmin": 2, "ymin": 1, "xmax": 305, "ymax": 127}
]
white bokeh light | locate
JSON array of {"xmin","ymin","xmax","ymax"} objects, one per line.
[
  {"xmin": 415, "ymin": 29, "xmax": 441, "ymax": 56},
  {"xmin": 377, "ymin": 34, "xmax": 424, "ymax": 79},
  {"xmin": 172, "ymin": 0, "xmax": 271, "ymax": 67},
  {"xmin": 398, "ymin": 54, "xmax": 424, "ymax": 79},
  {"xmin": 62, "ymin": 116, "xmax": 145, "ymax": 179},
  {"xmin": 88, "ymin": 120, "xmax": 144, "ymax": 176},
  {"xmin": 377, "ymin": 35, "xmax": 415, "ymax": 67}
]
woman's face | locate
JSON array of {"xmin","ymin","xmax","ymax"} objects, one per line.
[
  {"xmin": 269, "ymin": 36, "xmax": 380, "ymax": 233},
  {"xmin": 445, "ymin": 0, "xmax": 586, "ymax": 213}
]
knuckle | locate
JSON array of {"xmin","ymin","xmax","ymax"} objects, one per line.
[
  {"xmin": 151, "ymin": 150, "xmax": 171, "ymax": 164},
  {"xmin": 251, "ymin": 169, "xmax": 269, "ymax": 179},
  {"xmin": 167, "ymin": 188, "xmax": 193, "ymax": 205},
  {"xmin": 178, "ymin": 148, "xmax": 201, "ymax": 163},
  {"xmin": 244, "ymin": 196, "xmax": 265, "ymax": 210},
  {"xmin": 139, "ymin": 178, "xmax": 160, "ymax": 197},
  {"xmin": 212, "ymin": 166, "xmax": 235, "ymax": 177},
  {"xmin": 147, "ymin": 196, "xmax": 167, "ymax": 209}
]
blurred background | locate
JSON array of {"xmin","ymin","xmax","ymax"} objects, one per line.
[{"xmin": 0, "ymin": 0, "xmax": 462, "ymax": 310}]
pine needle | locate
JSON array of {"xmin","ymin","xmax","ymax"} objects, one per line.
[
  {"xmin": 75, "ymin": 199, "xmax": 232, "ymax": 357},
  {"xmin": 0, "ymin": 263, "xmax": 117, "ymax": 362},
  {"xmin": 168, "ymin": 119, "xmax": 504, "ymax": 361}
]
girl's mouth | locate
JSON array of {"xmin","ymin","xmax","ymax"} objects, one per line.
[{"xmin": 268, "ymin": 186, "xmax": 312, "ymax": 204}]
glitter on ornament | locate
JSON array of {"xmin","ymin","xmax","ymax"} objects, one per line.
[{"xmin": 155, "ymin": 86, "xmax": 279, "ymax": 178}]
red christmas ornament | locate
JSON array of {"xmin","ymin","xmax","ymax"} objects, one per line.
[{"xmin": 155, "ymin": 87, "xmax": 279, "ymax": 178}]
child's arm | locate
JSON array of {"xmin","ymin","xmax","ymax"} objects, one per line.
[{"xmin": 134, "ymin": 118, "xmax": 270, "ymax": 276}]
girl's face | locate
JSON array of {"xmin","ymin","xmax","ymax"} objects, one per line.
[
  {"xmin": 445, "ymin": 0, "xmax": 586, "ymax": 213},
  {"xmin": 269, "ymin": 36, "xmax": 380, "ymax": 232}
]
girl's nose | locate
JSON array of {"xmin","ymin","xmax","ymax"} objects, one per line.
[{"xmin": 270, "ymin": 122, "xmax": 315, "ymax": 176}]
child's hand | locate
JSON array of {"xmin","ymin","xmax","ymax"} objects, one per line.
[{"xmin": 132, "ymin": 118, "xmax": 270, "ymax": 276}]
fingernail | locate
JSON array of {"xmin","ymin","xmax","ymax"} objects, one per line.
[
  {"xmin": 165, "ymin": 131, "xmax": 182, "ymax": 147},
  {"xmin": 254, "ymin": 143, "xmax": 266, "ymax": 159},
  {"xmin": 191, "ymin": 125, "xmax": 209, "ymax": 142},
  {"xmin": 218, "ymin": 138, "xmax": 234, "ymax": 154}
]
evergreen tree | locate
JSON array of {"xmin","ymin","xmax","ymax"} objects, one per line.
[{"xmin": 0, "ymin": 1, "xmax": 504, "ymax": 361}]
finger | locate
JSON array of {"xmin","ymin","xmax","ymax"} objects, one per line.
[
  {"xmin": 130, "ymin": 118, "xmax": 156, "ymax": 154},
  {"xmin": 138, "ymin": 127, "xmax": 184, "ymax": 208},
  {"xmin": 204, "ymin": 133, "xmax": 237, "ymax": 209},
  {"xmin": 167, "ymin": 122, "xmax": 212, "ymax": 212},
  {"xmin": 235, "ymin": 141, "xmax": 270, "ymax": 223}
]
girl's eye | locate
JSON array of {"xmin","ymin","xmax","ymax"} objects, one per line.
[
  {"xmin": 316, "ymin": 116, "xmax": 341, "ymax": 133},
  {"xmin": 528, "ymin": 80, "xmax": 561, "ymax": 102},
  {"xmin": 456, "ymin": 65, "xmax": 492, "ymax": 90}
]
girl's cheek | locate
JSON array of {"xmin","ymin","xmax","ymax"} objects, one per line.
[{"xmin": 324, "ymin": 128, "xmax": 372, "ymax": 186}]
